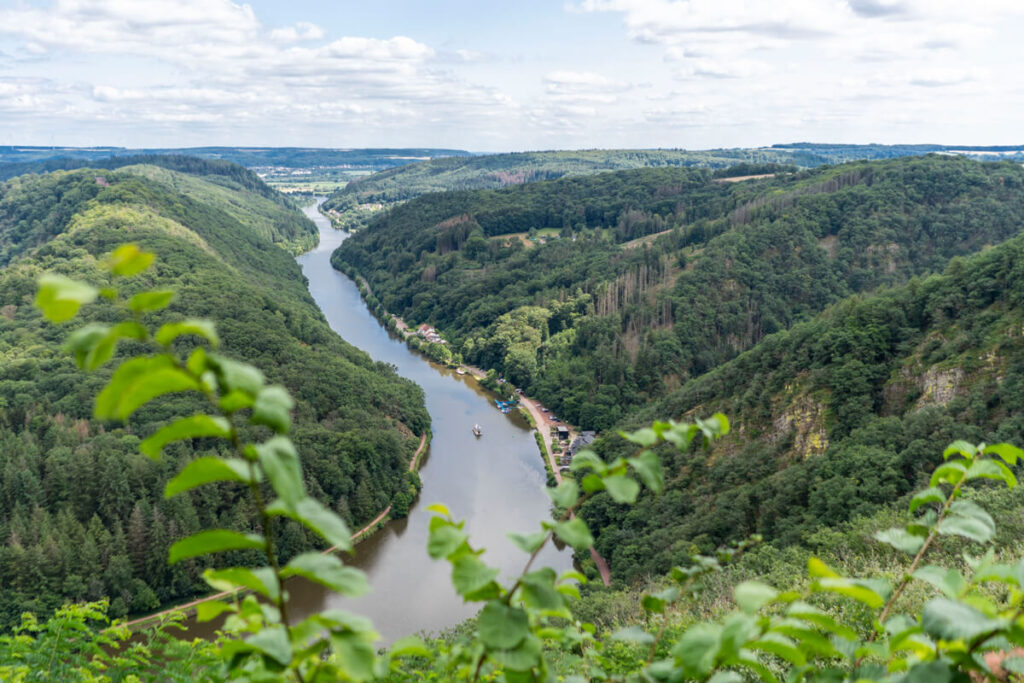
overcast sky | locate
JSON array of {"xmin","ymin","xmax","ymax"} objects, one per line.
[{"xmin": 0, "ymin": 0, "xmax": 1021, "ymax": 151}]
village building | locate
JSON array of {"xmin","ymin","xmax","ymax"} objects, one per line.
[{"xmin": 568, "ymin": 430, "xmax": 597, "ymax": 456}]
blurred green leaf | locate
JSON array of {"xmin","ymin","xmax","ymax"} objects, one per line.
[
  {"xmin": 874, "ymin": 527, "xmax": 925, "ymax": 554},
  {"xmin": 256, "ymin": 436, "xmax": 304, "ymax": 507},
  {"xmin": 168, "ymin": 530, "xmax": 264, "ymax": 564},
  {"xmin": 602, "ymin": 474, "xmax": 640, "ymax": 504},
  {"xmin": 155, "ymin": 319, "xmax": 220, "ymax": 348},
  {"xmin": 251, "ymin": 385, "xmax": 294, "ymax": 434},
  {"xmin": 128, "ymin": 290, "xmax": 174, "ymax": 313},
  {"xmin": 478, "ymin": 601, "xmax": 529, "ymax": 650},
  {"xmin": 164, "ymin": 456, "xmax": 253, "ymax": 497},
  {"xmin": 547, "ymin": 479, "xmax": 578, "ymax": 508},
  {"xmin": 141, "ymin": 415, "xmax": 232, "ymax": 460},
  {"xmin": 734, "ymin": 581, "xmax": 778, "ymax": 614},
  {"xmin": 550, "ymin": 518, "xmax": 594, "ymax": 551},
  {"xmin": 106, "ymin": 244, "xmax": 154, "ymax": 277},
  {"xmin": 95, "ymin": 355, "xmax": 199, "ymax": 420},
  {"xmin": 35, "ymin": 274, "xmax": 98, "ymax": 322},
  {"xmin": 281, "ymin": 553, "xmax": 369, "ymax": 597}
]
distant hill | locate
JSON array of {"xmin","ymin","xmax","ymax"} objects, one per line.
[
  {"xmin": 0, "ymin": 162, "xmax": 428, "ymax": 624},
  {"xmin": 321, "ymin": 144, "xmax": 1024, "ymax": 230}
]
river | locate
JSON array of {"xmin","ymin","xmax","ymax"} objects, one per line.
[{"xmin": 272, "ymin": 201, "xmax": 571, "ymax": 642}]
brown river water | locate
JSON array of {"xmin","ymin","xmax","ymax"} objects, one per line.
[{"xmin": 181, "ymin": 200, "xmax": 571, "ymax": 643}]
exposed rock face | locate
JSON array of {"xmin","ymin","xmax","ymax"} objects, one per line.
[
  {"xmin": 915, "ymin": 366, "xmax": 965, "ymax": 409},
  {"xmin": 771, "ymin": 392, "xmax": 829, "ymax": 458}
]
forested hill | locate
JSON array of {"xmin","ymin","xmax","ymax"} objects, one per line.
[
  {"xmin": 321, "ymin": 144, "xmax": 1024, "ymax": 231},
  {"xmin": 581, "ymin": 228, "xmax": 1024, "ymax": 583},
  {"xmin": 0, "ymin": 165, "xmax": 429, "ymax": 625},
  {"xmin": 336, "ymin": 155, "xmax": 1024, "ymax": 432},
  {"xmin": 321, "ymin": 149, "xmax": 800, "ymax": 230}
]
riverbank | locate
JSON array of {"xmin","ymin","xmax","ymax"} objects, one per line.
[{"xmin": 125, "ymin": 431, "xmax": 430, "ymax": 629}]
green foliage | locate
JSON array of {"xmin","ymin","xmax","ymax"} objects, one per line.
[
  {"xmin": 23, "ymin": 240, "xmax": 1024, "ymax": 682},
  {"xmin": 0, "ymin": 166, "xmax": 427, "ymax": 627},
  {"xmin": 336, "ymin": 155, "xmax": 1024, "ymax": 434}
]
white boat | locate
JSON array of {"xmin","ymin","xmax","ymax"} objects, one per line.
[{"xmin": 472, "ymin": 424, "xmax": 482, "ymax": 437}]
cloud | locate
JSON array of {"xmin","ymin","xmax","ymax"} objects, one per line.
[{"xmin": 269, "ymin": 22, "xmax": 326, "ymax": 43}]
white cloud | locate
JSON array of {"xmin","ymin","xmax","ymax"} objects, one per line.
[{"xmin": 269, "ymin": 22, "xmax": 326, "ymax": 43}]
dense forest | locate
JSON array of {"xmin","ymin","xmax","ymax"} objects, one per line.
[
  {"xmin": 579, "ymin": 227, "xmax": 1024, "ymax": 582},
  {"xmin": 0, "ymin": 163, "xmax": 428, "ymax": 625},
  {"xmin": 337, "ymin": 155, "xmax": 1024, "ymax": 433}
]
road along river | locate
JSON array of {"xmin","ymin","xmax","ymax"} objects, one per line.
[{"xmin": 181, "ymin": 201, "xmax": 571, "ymax": 643}]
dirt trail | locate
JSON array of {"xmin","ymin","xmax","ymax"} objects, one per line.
[{"xmin": 126, "ymin": 432, "xmax": 428, "ymax": 628}]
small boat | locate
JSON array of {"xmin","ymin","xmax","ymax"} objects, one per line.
[
  {"xmin": 472, "ymin": 424, "xmax": 483, "ymax": 437},
  {"xmin": 456, "ymin": 368, "xmax": 466, "ymax": 375}
]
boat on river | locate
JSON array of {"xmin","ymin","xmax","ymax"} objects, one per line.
[{"xmin": 472, "ymin": 424, "xmax": 482, "ymax": 437}]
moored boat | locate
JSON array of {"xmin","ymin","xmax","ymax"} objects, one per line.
[{"xmin": 472, "ymin": 424, "xmax": 482, "ymax": 437}]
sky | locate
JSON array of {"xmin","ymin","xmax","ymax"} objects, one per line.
[{"xmin": 0, "ymin": 0, "xmax": 1022, "ymax": 151}]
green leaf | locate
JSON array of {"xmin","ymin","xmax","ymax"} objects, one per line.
[
  {"xmin": 106, "ymin": 244, "xmax": 155, "ymax": 277},
  {"xmin": 508, "ymin": 530, "xmax": 547, "ymax": 554},
  {"xmin": 389, "ymin": 636, "xmax": 431, "ymax": 659},
  {"xmin": 128, "ymin": 290, "xmax": 174, "ymax": 313},
  {"xmin": 95, "ymin": 355, "xmax": 199, "ymax": 420},
  {"xmin": 450, "ymin": 554, "xmax": 500, "ymax": 600},
  {"xmin": 521, "ymin": 568, "xmax": 566, "ymax": 614},
  {"xmin": 672, "ymin": 623, "xmax": 721, "ymax": 678},
  {"xmin": 628, "ymin": 449, "xmax": 664, "ymax": 493},
  {"xmin": 195, "ymin": 600, "xmax": 234, "ymax": 623},
  {"xmin": 289, "ymin": 498, "xmax": 353, "ymax": 551},
  {"xmin": 427, "ymin": 518, "xmax": 467, "ymax": 559},
  {"xmin": 912, "ymin": 565, "xmax": 966, "ymax": 598},
  {"xmin": 547, "ymin": 479, "xmax": 579, "ymax": 509},
  {"xmin": 478, "ymin": 601, "xmax": 529, "ymax": 650},
  {"xmin": 141, "ymin": 415, "xmax": 232, "ymax": 460},
  {"xmin": 281, "ymin": 553, "xmax": 369, "ymax": 597},
  {"xmin": 65, "ymin": 324, "xmax": 110, "ymax": 369},
  {"xmin": 164, "ymin": 456, "xmax": 253, "ymax": 497},
  {"xmin": 580, "ymin": 473, "xmax": 605, "ymax": 493},
  {"xmin": 256, "ymin": 436, "xmax": 305, "ymax": 507},
  {"xmin": 35, "ymin": 274, "xmax": 98, "ymax": 322},
  {"xmin": 937, "ymin": 500, "xmax": 995, "ymax": 544},
  {"xmin": 610, "ymin": 625, "xmax": 655, "ymax": 645},
  {"xmin": 921, "ymin": 598, "xmax": 1006, "ymax": 643},
  {"xmin": 491, "ymin": 633, "xmax": 543, "ymax": 672},
  {"xmin": 807, "ymin": 557, "xmax": 839, "ymax": 579},
  {"xmin": 966, "ymin": 458, "xmax": 1017, "ymax": 488},
  {"xmin": 204, "ymin": 567, "xmax": 279, "ymax": 601},
  {"xmin": 208, "ymin": 355, "xmax": 263, "ymax": 395},
  {"xmin": 734, "ymin": 581, "xmax": 778, "ymax": 614},
  {"xmin": 168, "ymin": 530, "xmax": 264, "ymax": 564},
  {"xmin": 550, "ymin": 517, "xmax": 594, "ymax": 551},
  {"xmin": 813, "ymin": 578, "xmax": 885, "ymax": 608},
  {"xmin": 749, "ymin": 632, "xmax": 806, "ymax": 666},
  {"xmin": 602, "ymin": 474, "xmax": 640, "ymax": 504},
  {"xmin": 786, "ymin": 601, "xmax": 858, "ymax": 641},
  {"xmin": 251, "ymin": 386, "xmax": 294, "ymax": 434},
  {"xmin": 943, "ymin": 440, "xmax": 977, "ymax": 460},
  {"xmin": 874, "ymin": 527, "xmax": 925, "ymax": 554},
  {"xmin": 155, "ymin": 319, "xmax": 220, "ymax": 348},
  {"xmin": 930, "ymin": 461, "xmax": 967, "ymax": 487},
  {"xmin": 620, "ymin": 427, "xmax": 658, "ymax": 447},
  {"xmin": 568, "ymin": 450, "xmax": 603, "ymax": 473},
  {"xmin": 90, "ymin": 322, "xmax": 147, "ymax": 370},
  {"xmin": 909, "ymin": 487, "xmax": 946, "ymax": 513},
  {"xmin": 985, "ymin": 443, "xmax": 1023, "ymax": 466},
  {"xmin": 329, "ymin": 632, "xmax": 376, "ymax": 682},
  {"xmin": 247, "ymin": 625, "xmax": 292, "ymax": 666}
]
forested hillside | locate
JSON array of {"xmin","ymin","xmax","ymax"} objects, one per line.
[
  {"xmin": 0, "ymin": 165, "xmax": 428, "ymax": 625},
  {"xmin": 580, "ymin": 228, "xmax": 1024, "ymax": 583},
  {"xmin": 337, "ymin": 155, "xmax": 1024, "ymax": 431},
  {"xmin": 322, "ymin": 144, "xmax": 1024, "ymax": 231}
]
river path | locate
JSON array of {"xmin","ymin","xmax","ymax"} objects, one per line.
[{"xmin": 268, "ymin": 201, "xmax": 571, "ymax": 642}]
